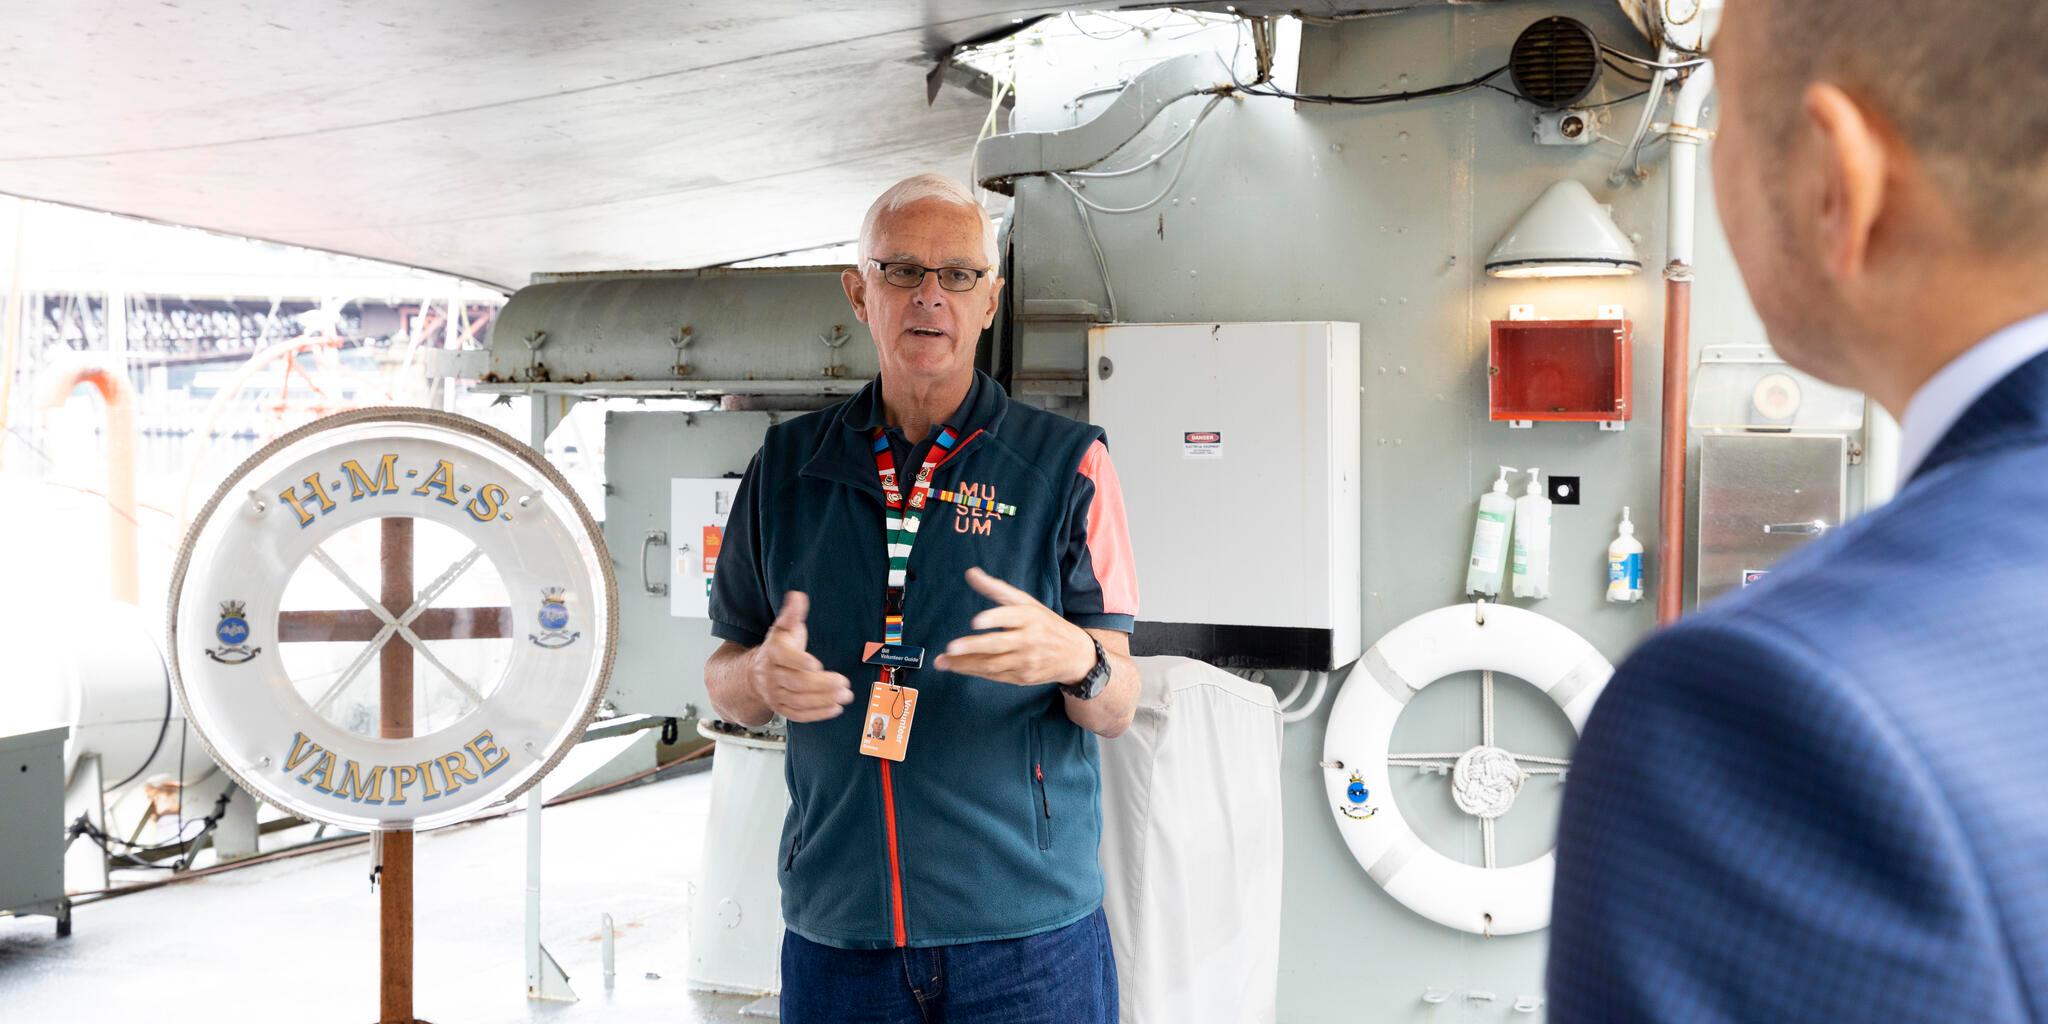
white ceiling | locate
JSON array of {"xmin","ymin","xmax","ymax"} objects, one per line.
[{"xmin": 0, "ymin": 1, "xmax": 1445, "ymax": 290}]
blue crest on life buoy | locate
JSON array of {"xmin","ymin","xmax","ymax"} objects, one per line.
[
  {"xmin": 538, "ymin": 589, "xmax": 570, "ymax": 630},
  {"xmin": 529, "ymin": 587, "xmax": 580, "ymax": 649},
  {"xmin": 1339, "ymin": 770, "xmax": 1378, "ymax": 820},
  {"xmin": 206, "ymin": 600, "xmax": 260, "ymax": 664}
]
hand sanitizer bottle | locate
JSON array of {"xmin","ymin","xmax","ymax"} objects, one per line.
[
  {"xmin": 1607, "ymin": 506, "xmax": 1644, "ymax": 603},
  {"xmin": 1466, "ymin": 467, "xmax": 1517, "ymax": 597},
  {"xmin": 1512, "ymin": 468, "xmax": 1552, "ymax": 599}
]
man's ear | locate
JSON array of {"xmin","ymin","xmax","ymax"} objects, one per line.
[
  {"xmin": 983, "ymin": 275, "xmax": 1006, "ymax": 329},
  {"xmin": 1803, "ymin": 82, "xmax": 1889, "ymax": 281},
  {"xmin": 841, "ymin": 266, "xmax": 870, "ymax": 324}
]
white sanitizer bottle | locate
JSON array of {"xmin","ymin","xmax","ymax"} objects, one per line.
[
  {"xmin": 1511, "ymin": 468, "xmax": 1552, "ymax": 599},
  {"xmin": 1466, "ymin": 466, "xmax": 1517, "ymax": 597},
  {"xmin": 1607, "ymin": 506, "xmax": 1644, "ymax": 603}
]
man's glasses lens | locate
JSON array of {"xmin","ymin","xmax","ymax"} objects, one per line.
[{"xmin": 879, "ymin": 262, "xmax": 981, "ymax": 292}]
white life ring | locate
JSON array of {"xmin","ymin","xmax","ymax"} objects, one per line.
[
  {"xmin": 1322, "ymin": 603, "xmax": 1610, "ymax": 936},
  {"xmin": 169, "ymin": 408, "xmax": 616, "ymax": 833}
]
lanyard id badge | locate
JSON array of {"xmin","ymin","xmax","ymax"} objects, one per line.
[
  {"xmin": 858, "ymin": 682, "xmax": 917, "ymax": 761},
  {"xmin": 856, "ymin": 424, "xmax": 977, "ymax": 761}
]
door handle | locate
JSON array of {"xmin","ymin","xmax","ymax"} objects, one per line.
[
  {"xmin": 1762, "ymin": 520, "xmax": 1831, "ymax": 536},
  {"xmin": 641, "ymin": 530, "xmax": 669, "ymax": 595}
]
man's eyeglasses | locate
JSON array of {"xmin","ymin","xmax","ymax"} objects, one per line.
[{"xmin": 868, "ymin": 259, "xmax": 992, "ymax": 293}]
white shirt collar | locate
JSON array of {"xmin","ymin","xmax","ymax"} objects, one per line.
[{"xmin": 1897, "ymin": 311, "xmax": 2048, "ymax": 482}]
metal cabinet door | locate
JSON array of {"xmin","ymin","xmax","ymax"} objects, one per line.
[
  {"xmin": 602, "ymin": 411, "xmax": 776, "ymax": 718},
  {"xmin": 1696, "ymin": 433, "xmax": 1847, "ymax": 606}
]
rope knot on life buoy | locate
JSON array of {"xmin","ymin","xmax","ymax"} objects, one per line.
[{"xmin": 1452, "ymin": 746, "xmax": 1526, "ymax": 819}]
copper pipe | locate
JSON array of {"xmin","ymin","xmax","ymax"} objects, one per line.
[
  {"xmin": 1657, "ymin": 60, "xmax": 1716, "ymax": 625},
  {"xmin": 36, "ymin": 359, "xmax": 139, "ymax": 603},
  {"xmin": 1657, "ymin": 278, "xmax": 1691, "ymax": 625}
]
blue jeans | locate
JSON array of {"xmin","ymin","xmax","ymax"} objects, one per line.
[{"xmin": 779, "ymin": 907, "xmax": 1118, "ymax": 1024}]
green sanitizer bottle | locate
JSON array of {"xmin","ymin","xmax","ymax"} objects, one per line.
[{"xmin": 1466, "ymin": 466, "xmax": 1517, "ymax": 597}]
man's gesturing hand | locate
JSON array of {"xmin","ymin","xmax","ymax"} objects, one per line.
[
  {"xmin": 932, "ymin": 567, "xmax": 1095, "ymax": 686},
  {"xmin": 748, "ymin": 591, "xmax": 854, "ymax": 722}
]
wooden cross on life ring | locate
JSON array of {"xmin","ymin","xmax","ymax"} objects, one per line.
[{"xmin": 284, "ymin": 516, "xmax": 502, "ymax": 1024}]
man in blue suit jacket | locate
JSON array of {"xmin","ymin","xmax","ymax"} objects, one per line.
[{"xmin": 1549, "ymin": 2, "xmax": 2048, "ymax": 1021}]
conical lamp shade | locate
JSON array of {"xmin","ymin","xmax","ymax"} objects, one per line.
[{"xmin": 1486, "ymin": 179, "xmax": 1641, "ymax": 278}]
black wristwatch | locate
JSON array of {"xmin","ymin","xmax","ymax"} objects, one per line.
[{"xmin": 1058, "ymin": 635, "xmax": 1111, "ymax": 700}]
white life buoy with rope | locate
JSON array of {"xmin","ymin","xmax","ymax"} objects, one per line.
[{"xmin": 1323, "ymin": 602, "xmax": 1610, "ymax": 936}]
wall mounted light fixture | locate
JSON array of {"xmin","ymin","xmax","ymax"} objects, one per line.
[{"xmin": 1486, "ymin": 179, "xmax": 1641, "ymax": 279}]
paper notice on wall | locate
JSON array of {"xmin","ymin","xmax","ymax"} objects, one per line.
[
  {"xmin": 671, "ymin": 478, "xmax": 738, "ymax": 618},
  {"xmin": 1183, "ymin": 431, "xmax": 1224, "ymax": 459}
]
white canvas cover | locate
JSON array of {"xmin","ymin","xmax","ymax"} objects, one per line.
[{"xmin": 1098, "ymin": 656, "xmax": 1284, "ymax": 1024}]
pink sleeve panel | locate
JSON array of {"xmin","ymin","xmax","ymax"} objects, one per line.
[{"xmin": 1077, "ymin": 439, "xmax": 1140, "ymax": 617}]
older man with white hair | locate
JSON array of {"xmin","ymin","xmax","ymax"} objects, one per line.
[{"xmin": 704, "ymin": 173, "xmax": 1141, "ymax": 1022}]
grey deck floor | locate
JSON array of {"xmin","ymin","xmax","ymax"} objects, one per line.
[{"xmin": 0, "ymin": 768, "xmax": 766, "ymax": 1023}]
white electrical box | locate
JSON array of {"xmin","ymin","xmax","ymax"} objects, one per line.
[
  {"xmin": 671, "ymin": 477, "xmax": 741, "ymax": 618},
  {"xmin": 1088, "ymin": 322, "xmax": 1363, "ymax": 669}
]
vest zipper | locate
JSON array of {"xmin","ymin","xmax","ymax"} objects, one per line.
[{"xmin": 879, "ymin": 759, "xmax": 908, "ymax": 947}]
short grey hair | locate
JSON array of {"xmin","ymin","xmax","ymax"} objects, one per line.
[
  {"xmin": 1750, "ymin": 0, "xmax": 2048, "ymax": 250},
  {"xmin": 857, "ymin": 174, "xmax": 1001, "ymax": 270}
]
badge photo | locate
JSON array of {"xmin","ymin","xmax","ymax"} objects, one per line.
[{"xmin": 857, "ymin": 682, "xmax": 918, "ymax": 762}]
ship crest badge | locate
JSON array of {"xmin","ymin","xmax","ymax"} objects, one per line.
[
  {"xmin": 529, "ymin": 588, "xmax": 580, "ymax": 649},
  {"xmin": 206, "ymin": 600, "xmax": 261, "ymax": 664}
]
